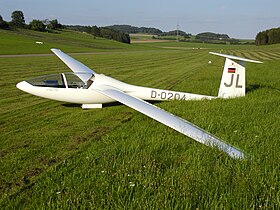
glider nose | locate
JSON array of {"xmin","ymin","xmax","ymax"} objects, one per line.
[{"xmin": 16, "ymin": 81, "xmax": 30, "ymax": 92}]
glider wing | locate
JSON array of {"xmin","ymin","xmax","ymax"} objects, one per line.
[
  {"xmin": 51, "ymin": 48, "xmax": 95, "ymax": 82},
  {"xmin": 94, "ymin": 85, "xmax": 246, "ymax": 159}
]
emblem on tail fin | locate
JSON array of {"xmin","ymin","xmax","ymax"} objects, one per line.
[{"xmin": 209, "ymin": 52, "xmax": 262, "ymax": 99}]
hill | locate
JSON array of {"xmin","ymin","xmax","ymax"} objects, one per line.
[
  {"xmin": 106, "ymin": 25, "xmax": 249, "ymax": 44},
  {"xmin": 106, "ymin": 25, "xmax": 191, "ymax": 38},
  {"xmin": 196, "ymin": 32, "xmax": 230, "ymax": 40},
  {"xmin": 0, "ymin": 29, "xmax": 137, "ymax": 55},
  {"xmin": 195, "ymin": 32, "xmax": 240, "ymax": 44},
  {"xmin": 65, "ymin": 25, "xmax": 131, "ymax": 44}
]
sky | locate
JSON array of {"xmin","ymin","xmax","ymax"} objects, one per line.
[{"xmin": 1, "ymin": 0, "xmax": 279, "ymax": 39}]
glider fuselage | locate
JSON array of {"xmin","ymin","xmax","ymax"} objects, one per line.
[{"xmin": 17, "ymin": 73, "xmax": 215, "ymax": 105}]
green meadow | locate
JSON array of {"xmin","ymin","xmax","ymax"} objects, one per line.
[
  {"xmin": 0, "ymin": 29, "xmax": 151, "ymax": 54},
  {"xmin": 0, "ymin": 29, "xmax": 280, "ymax": 209}
]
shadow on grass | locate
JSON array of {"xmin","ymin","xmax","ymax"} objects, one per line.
[
  {"xmin": 246, "ymin": 84, "xmax": 261, "ymax": 94},
  {"xmin": 61, "ymin": 101, "xmax": 162, "ymax": 109},
  {"xmin": 247, "ymin": 84, "xmax": 280, "ymax": 94}
]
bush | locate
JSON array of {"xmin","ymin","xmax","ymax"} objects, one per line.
[
  {"xmin": 29, "ymin": 19, "xmax": 46, "ymax": 32},
  {"xmin": 0, "ymin": 15, "xmax": 9, "ymax": 29}
]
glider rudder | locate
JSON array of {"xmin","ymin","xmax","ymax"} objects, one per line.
[{"xmin": 209, "ymin": 52, "xmax": 262, "ymax": 99}]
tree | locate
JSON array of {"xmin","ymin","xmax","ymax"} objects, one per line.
[
  {"xmin": 11, "ymin": 10, "xmax": 25, "ymax": 27},
  {"xmin": 29, "ymin": 19, "xmax": 45, "ymax": 32},
  {"xmin": 256, "ymin": 28, "xmax": 280, "ymax": 45},
  {"xmin": 268, "ymin": 28, "xmax": 280, "ymax": 45},
  {"xmin": 0, "ymin": 15, "xmax": 9, "ymax": 29},
  {"xmin": 91, "ymin": 25, "xmax": 100, "ymax": 36},
  {"xmin": 47, "ymin": 19, "xmax": 63, "ymax": 30},
  {"xmin": 106, "ymin": 25, "xmax": 163, "ymax": 35},
  {"xmin": 65, "ymin": 25, "xmax": 130, "ymax": 44}
]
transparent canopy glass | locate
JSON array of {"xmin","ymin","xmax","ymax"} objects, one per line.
[{"xmin": 26, "ymin": 73, "xmax": 93, "ymax": 88}]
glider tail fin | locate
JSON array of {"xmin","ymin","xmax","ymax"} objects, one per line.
[
  {"xmin": 209, "ymin": 52, "xmax": 262, "ymax": 99},
  {"xmin": 218, "ymin": 57, "xmax": 246, "ymax": 98}
]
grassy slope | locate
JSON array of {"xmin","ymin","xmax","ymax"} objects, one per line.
[
  {"xmin": 0, "ymin": 33, "xmax": 280, "ymax": 208},
  {"xmin": 0, "ymin": 29, "xmax": 153, "ymax": 54}
]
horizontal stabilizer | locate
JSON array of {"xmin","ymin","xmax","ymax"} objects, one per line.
[{"xmin": 209, "ymin": 52, "xmax": 263, "ymax": 64}]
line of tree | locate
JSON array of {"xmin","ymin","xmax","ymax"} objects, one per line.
[
  {"xmin": 195, "ymin": 32, "xmax": 240, "ymax": 44},
  {"xmin": 106, "ymin": 24, "xmax": 192, "ymax": 38},
  {"xmin": 255, "ymin": 28, "xmax": 280, "ymax": 45},
  {"xmin": 196, "ymin": 32, "xmax": 230, "ymax": 41},
  {"xmin": 159, "ymin": 30, "xmax": 192, "ymax": 38},
  {"xmin": 106, "ymin": 24, "xmax": 163, "ymax": 35},
  {"xmin": 66, "ymin": 25, "xmax": 130, "ymax": 44},
  {"xmin": 28, "ymin": 19, "xmax": 64, "ymax": 32},
  {"xmin": 0, "ymin": 15, "xmax": 9, "ymax": 29},
  {"xmin": 0, "ymin": 11, "xmax": 26, "ymax": 29},
  {"xmin": 105, "ymin": 25, "xmax": 194, "ymax": 41},
  {"xmin": 0, "ymin": 11, "xmax": 130, "ymax": 44},
  {"xmin": 0, "ymin": 10, "xmax": 130, "ymax": 44},
  {"xmin": 0, "ymin": 11, "xmax": 63, "ymax": 31}
]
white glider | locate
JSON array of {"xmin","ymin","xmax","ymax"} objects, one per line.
[{"xmin": 16, "ymin": 49, "xmax": 262, "ymax": 159}]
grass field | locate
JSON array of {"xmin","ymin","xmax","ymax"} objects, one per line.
[{"xmin": 0, "ymin": 29, "xmax": 280, "ymax": 209}]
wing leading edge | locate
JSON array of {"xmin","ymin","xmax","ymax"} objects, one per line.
[{"xmin": 95, "ymin": 85, "xmax": 246, "ymax": 159}]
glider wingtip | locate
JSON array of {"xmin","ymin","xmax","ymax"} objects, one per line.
[{"xmin": 51, "ymin": 48, "xmax": 61, "ymax": 53}]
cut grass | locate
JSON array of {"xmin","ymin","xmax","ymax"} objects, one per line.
[{"xmin": 0, "ymin": 41, "xmax": 279, "ymax": 208}]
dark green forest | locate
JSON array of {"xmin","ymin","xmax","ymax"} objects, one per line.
[
  {"xmin": 255, "ymin": 28, "xmax": 280, "ymax": 45},
  {"xmin": 195, "ymin": 32, "xmax": 240, "ymax": 44},
  {"xmin": 196, "ymin": 32, "xmax": 229, "ymax": 40},
  {"xmin": 66, "ymin": 25, "xmax": 130, "ymax": 44},
  {"xmin": 106, "ymin": 24, "xmax": 163, "ymax": 35},
  {"xmin": 160, "ymin": 30, "xmax": 191, "ymax": 38}
]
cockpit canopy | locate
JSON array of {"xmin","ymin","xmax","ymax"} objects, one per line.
[{"xmin": 26, "ymin": 73, "xmax": 93, "ymax": 89}]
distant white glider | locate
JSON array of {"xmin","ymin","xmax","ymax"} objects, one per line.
[{"xmin": 16, "ymin": 49, "xmax": 262, "ymax": 159}]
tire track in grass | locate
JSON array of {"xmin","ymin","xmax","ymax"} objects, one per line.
[
  {"xmin": 246, "ymin": 51, "xmax": 272, "ymax": 61},
  {"xmin": 0, "ymin": 105, "xmax": 135, "ymax": 200},
  {"xmin": 138, "ymin": 52, "xmax": 208, "ymax": 88},
  {"xmin": 239, "ymin": 52, "xmax": 262, "ymax": 61},
  {"xmin": 272, "ymin": 52, "xmax": 280, "ymax": 59},
  {"xmin": 107, "ymin": 52, "xmax": 199, "ymax": 85},
  {"xmin": 260, "ymin": 51, "xmax": 280, "ymax": 60},
  {"xmin": 105, "ymin": 51, "xmax": 189, "ymax": 73},
  {"xmin": 0, "ymin": 96, "xmax": 48, "ymax": 115},
  {"xmin": 1, "ymin": 101, "xmax": 61, "ymax": 131}
]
